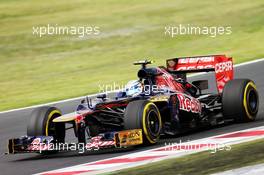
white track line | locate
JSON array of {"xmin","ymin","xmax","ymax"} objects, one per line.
[
  {"xmin": 1, "ymin": 58, "xmax": 264, "ymax": 114},
  {"xmin": 234, "ymin": 58, "xmax": 264, "ymax": 67}
]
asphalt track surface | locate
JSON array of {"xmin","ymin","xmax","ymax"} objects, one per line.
[{"xmin": 0, "ymin": 61, "xmax": 264, "ymax": 175}]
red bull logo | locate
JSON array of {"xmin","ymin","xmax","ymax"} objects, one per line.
[{"xmin": 177, "ymin": 93, "xmax": 201, "ymax": 114}]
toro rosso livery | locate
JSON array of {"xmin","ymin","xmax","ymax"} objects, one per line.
[{"xmin": 7, "ymin": 55, "xmax": 259, "ymax": 154}]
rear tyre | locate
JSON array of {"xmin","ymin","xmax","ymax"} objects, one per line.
[
  {"xmin": 124, "ymin": 100, "xmax": 162, "ymax": 145},
  {"xmin": 27, "ymin": 106, "xmax": 66, "ymax": 143},
  {"xmin": 222, "ymin": 79, "xmax": 259, "ymax": 122}
]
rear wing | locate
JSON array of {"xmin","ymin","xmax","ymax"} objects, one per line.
[{"xmin": 166, "ymin": 55, "xmax": 234, "ymax": 93}]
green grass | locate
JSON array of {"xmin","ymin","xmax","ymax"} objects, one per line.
[
  {"xmin": 110, "ymin": 138, "xmax": 264, "ymax": 175},
  {"xmin": 0, "ymin": 0, "xmax": 264, "ymax": 111}
]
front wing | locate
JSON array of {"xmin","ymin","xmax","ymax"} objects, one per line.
[{"xmin": 7, "ymin": 129, "xmax": 143, "ymax": 154}]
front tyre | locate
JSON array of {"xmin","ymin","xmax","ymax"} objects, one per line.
[
  {"xmin": 222, "ymin": 79, "xmax": 259, "ymax": 122},
  {"xmin": 124, "ymin": 100, "xmax": 162, "ymax": 145},
  {"xmin": 27, "ymin": 106, "xmax": 65, "ymax": 143}
]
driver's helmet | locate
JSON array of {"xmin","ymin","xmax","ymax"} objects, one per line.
[{"xmin": 125, "ymin": 80, "xmax": 142, "ymax": 97}]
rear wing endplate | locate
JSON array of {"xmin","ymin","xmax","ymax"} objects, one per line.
[{"xmin": 166, "ymin": 55, "xmax": 234, "ymax": 93}]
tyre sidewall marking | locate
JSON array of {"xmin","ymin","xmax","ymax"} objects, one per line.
[
  {"xmin": 243, "ymin": 82, "xmax": 257, "ymax": 120},
  {"xmin": 45, "ymin": 110, "xmax": 61, "ymax": 136},
  {"xmin": 142, "ymin": 103, "xmax": 162, "ymax": 144}
]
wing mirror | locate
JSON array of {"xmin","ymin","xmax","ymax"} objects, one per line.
[{"xmin": 97, "ymin": 94, "xmax": 107, "ymax": 101}]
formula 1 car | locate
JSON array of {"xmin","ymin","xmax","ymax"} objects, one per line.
[{"xmin": 7, "ymin": 55, "xmax": 259, "ymax": 154}]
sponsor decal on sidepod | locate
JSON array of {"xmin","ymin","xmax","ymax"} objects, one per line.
[{"xmin": 177, "ymin": 93, "xmax": 201, "ymax": 113}]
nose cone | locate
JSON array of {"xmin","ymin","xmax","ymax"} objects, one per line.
[{"xmin": 53, "ymin": 112, "xmax": 78, "ymax": 122}]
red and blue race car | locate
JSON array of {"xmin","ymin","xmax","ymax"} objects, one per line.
[{"xmin": 8, "ymin": 55, "xmax": 259, "ymax": 154}]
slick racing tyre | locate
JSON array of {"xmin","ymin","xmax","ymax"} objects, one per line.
[
  {"xmin": 222, "ymin": 79, "xmax": 259, "ymax": 122},
  {"xmin": 124, "ymin": 100, "xmax": 162, "ymax": 145},
  {"xmin": 27, "ymin": 106, "xmax": 65, "ymax": 143}
]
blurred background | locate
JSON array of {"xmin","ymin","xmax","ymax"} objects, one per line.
[{"xmin": 0, "ymin": 0, "xmax": 263, "ymax": 111}]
